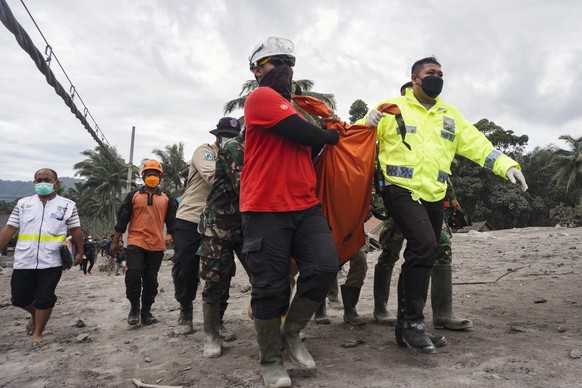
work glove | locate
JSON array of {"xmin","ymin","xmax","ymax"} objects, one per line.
[
  {"xmin": 506, "ymin": 167, "xmax": 528, "ymax": 192},
  {"xmin": 325, "ymin": 129, "xmax": 340, "ymax": 145},
  {"xmin": 365, "ymin": 109, "xmax": 386, "ymax": 127}
]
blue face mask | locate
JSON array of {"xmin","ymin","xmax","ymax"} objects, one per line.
[{"xmin": 35, "ymin": 182, "xmax": 55, "ymax": 196}]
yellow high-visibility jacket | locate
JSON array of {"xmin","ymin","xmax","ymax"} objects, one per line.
[{"xmin": 363, "ymin": 88, "xmax": 520, "ymax": 202}]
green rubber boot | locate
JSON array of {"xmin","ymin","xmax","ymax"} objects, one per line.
[
  {"xmin": 254, "ymin": 318, "xmax": 291, "ymax": 388},
  {"xmin": 203, "ymin": 303, "xmax": 222, "ymax": 358},
  {"xmin": 431, "ymin": 262, "xmax": 473, "ymax": 330}
]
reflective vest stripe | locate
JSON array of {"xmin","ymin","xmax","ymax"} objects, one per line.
[
  {"xmin": 484, "ymin": 149, "xmax": 503, "ymax": 170},
  {"xmin": 17, "ymin": 234, "xmax": 66, "ymax": 242},
  {"xmin": 386, "ymin": 165, "xmax": 414, "ymax": 179}
]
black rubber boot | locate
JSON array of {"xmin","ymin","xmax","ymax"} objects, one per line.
[
  {"xmin": 341, "ymin": 285, "xmax": 367, "ymax": 326},
  {"xmin": 395, "ymin": 272, "xmax": 446, "ymax": 348},
  {"xmin": 373, "ymin": 264, "xmax": 397, "ymax": 325},
  {"xmin": 218, "ymin": 307, "xmax": 236, "ymax": 341},
  {"xmin": 127, "ymin": 301, "xmax": 140, "ymax": 326},
  {"xmin": 140, "ymin": 304, "xmax": 159, "ymax": 326},
  {"xmin": 176, "ymin": 302, "xmax": 194, "ymax": 334},
  {"xmin": 314, "ymin": 300, "xmax": 331, "ymax": 324},
  {"xmin": 432, "ymin": 262, "xmax": 473, "ymax": 330},
  {"xmin": 327, "ymin": 276, "xmax": 342, "ymax": 310},
  {"xmin": 401, "ymin": 267, "xmax": 436, "ymax": 353}
]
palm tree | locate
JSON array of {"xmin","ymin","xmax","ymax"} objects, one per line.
[
  {"xmin": 550, "ymin": 135, "xmax": 582, "ymax": 204},
  {"xmin": 74, "ymin": 146, "xmax": 136, "ymax": 233},
  {"xmin": 224, "ymin": 79, "xmax": 336, "ymax": 125},
  {"xmin": 152, "ymin": 143, "xmax": 189, "ymax": 197}
]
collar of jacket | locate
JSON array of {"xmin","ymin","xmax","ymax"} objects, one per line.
[
  {"xmin": 139, "ymin": 186, "xmax": 162, "ymax": 195},
  {"xmin": 404, "ymin": 88, "xmax": 448, "ymax": 113}
]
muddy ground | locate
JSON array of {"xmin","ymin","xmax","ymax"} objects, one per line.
[{"xmin": 1, "ymin": 226, "xmax": 581, "ymax": 387}]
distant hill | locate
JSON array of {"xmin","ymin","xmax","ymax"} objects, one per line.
[{"xmin": 0, "ymin": 177, "xmax": 83, "ymax": 201}]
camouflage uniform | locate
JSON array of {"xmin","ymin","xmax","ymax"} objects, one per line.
[{"xmin": 197, "ymin": 133, "xmax": 248, "ymax": 305}]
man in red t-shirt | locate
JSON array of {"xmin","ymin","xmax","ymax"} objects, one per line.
[{"xmin": 241, "ymin": 37, "xmax": 340, "ymax": 388}]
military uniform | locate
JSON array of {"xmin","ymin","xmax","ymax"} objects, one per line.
[{"xmin": 198, "ymin": 133, "xmax": 248, "ymax": 306}]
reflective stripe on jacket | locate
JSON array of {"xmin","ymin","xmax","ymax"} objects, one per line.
[
  {"xmin": 366, "ymin": 89, "xmax": 519, "ymax": 202},
  {"xmin": 11, "ymin": 195, "xmax": 77, "ymax": 269}
]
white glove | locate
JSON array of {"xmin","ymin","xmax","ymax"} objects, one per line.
[
  {"xmin": 506, "ymin": 167, "xmax": 528, "ymax": 192},
  {"xmin": 365, "ymin": 109, "xmax": 386, "ymax": 127}
]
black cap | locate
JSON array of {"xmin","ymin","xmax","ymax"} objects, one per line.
[{"xmin": 210, "ymin": 117, "xmax": 241, "ymax": 136}]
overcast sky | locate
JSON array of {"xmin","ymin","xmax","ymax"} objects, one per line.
[{"xmin": 1, "ymin": 0, "xmax": 581, "ymax": 181}]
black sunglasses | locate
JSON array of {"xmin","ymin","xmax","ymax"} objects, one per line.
[{"xmin": 255, "ymin": 56, "xmax": 296, "ymax": 68}]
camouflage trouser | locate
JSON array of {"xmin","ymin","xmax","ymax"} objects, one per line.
[
  {"xmin": 344, "ymin": 248, "xmax": 368, "ymax": 288},
  {"xmin": 198, "ymin": 237, "xmax": 243, "ymax": 304},
  {"xmin": 378, "ymin": 216, "xmax": 452, "ymax": 267}
]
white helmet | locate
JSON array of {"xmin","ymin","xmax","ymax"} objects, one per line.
[{"xmin": 249, "ymin": 37, "xmax": 295, "ymax": 67}]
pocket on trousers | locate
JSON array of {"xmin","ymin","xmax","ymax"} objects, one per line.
[
  {"xmin": 242, "ymin": 238, "xmax": 269, "ymax": 287},
  {"xmin": 242, "ymin": 237, "xmax": 262, "ymax": 254}
]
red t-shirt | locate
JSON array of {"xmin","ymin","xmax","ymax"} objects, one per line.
[{"xmin": 240, "ymin": 87, "xmax": 320, "ymax": 212}]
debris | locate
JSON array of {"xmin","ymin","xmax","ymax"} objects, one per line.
[
  {"xmin": 145, "ymin": 357, "xmax": 151, "ymax": 363},
  {"xmin": 132, "ymin": 378, "xmax": 183, "ymax": 388},
  {"xmin": 508, "ymin": 326, "xmax": 526, "ymax": 333},
  {"xmin": 534, "ymin": 298, "xmax": 547, "ymax": 304},
  {"xmin": 557, "ymin": 326, "xmax": 567, "ymax": 333},
  {"xmin": 76, "ymin": 334, "xmax": 89, "ymax": 342},
  {"xmin": 75, "ymin": 319, "xmax": 86, "ymax": 328},
  {"xmin": 570, "ymin": 350, "xmax": 582, "ymax": 359},
  {"xmin": 569, "ymin": 246, "xmax": 577, "ymax": 250},
  {"xmin": 340, "ymin": 339, "xmax": 365, "ymax": 348},
  {"xmin": 240, "ymin": 284, "xmax": 251, "ymax": 293}
]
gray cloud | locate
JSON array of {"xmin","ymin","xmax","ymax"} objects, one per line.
[{"xmin": 1, "ymin": 0, "xmax": 581, "ymax": 181}]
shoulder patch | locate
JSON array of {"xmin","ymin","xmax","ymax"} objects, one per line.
[{"xmin": 203, "ymin": 152, "xmax": 214, "ymax": 161}]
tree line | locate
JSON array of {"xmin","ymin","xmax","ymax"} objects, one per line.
[{"xmin": 2, "ymin": 84, "xmax": 581, "ymax": 235}]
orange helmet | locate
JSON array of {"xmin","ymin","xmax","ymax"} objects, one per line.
[{"xmin": 141, "ymin": 159, "xmax": 163, "ymax": 176}]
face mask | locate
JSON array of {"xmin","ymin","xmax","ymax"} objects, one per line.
[
  {"xmin": 35, "ymin": 182, "xmax": 55, "ymax": 196},
  {"xmin": 420, "ymin": 75, "xmax": 444, "ymax": 98},
  {"xmin": 144, "ymin": 176, "xmax": 160, "ymax": 188},
  {"xmin": 259, "ymin": 65, "xmax": 293, "ymax": 101},
  {"xmin": 220, "ymin": 137, "xmax": 230, "ymax": 147}
]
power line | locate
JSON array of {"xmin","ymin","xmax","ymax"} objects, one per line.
[{"xmin": 0, "ymin": 0, "xmax": 127, "ymax": 168}]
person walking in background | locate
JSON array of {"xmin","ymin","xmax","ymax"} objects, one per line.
[
  {"xmin": 110, "ymin": 160, "xmax": 177, "ymax": 326},
  {"xmin": 104, "ymin": 234, "xmax": 113, "ymax": 259},
  {"xmin": 82, "ymin": 235, "xmax": 96, "ymax": 275},
  {"xmin": 114, "ymin": 240, "xmax": 127, "ymax": 276},
  {"xmin": 99, "ymin": 237, "xmax": 107, "ymax": 257},
  {"xmin": 0, "ymin": 168, "xmax": 83, "ymax": 346}
]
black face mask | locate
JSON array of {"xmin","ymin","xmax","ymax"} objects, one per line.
[
  {"xmin": 420, "ymin": 75, "xmax": 444, "ymax": 98},
  {"xmin": 259, "ymin": 65, "xmax": 293, "ymax": 101}
]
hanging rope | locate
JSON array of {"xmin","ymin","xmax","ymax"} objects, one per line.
[{"xmin": 0, "ymin": 0, "xmax": 127, "ymax": 168}]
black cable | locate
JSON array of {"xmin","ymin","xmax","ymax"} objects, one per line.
[{"xmin": 0, "ymin": 0, "xmax": 126, "ymax": 167}]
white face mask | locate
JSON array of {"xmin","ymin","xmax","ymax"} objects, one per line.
[{"xmin": 220, "ymin": 137, "xmax": 230, "ymax": 147}]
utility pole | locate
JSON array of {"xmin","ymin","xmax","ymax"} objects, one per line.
[{"xmin": 126, "ymin": 126, "xmax": 136, "ymax": 193}]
